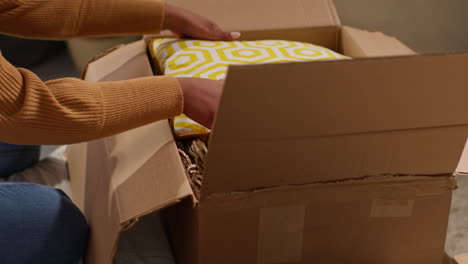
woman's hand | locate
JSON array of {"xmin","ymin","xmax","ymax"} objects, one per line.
[
  {"xmin": 163, "ymin": 5, "xmax": 234, "ymax": 128},
  {"xmin": 176, "ymin": 78, "xmax": 224, "ymax": 129},
  {"xmin": 163, "ymin": 3, "xmax": 241, "ymax": 41}
]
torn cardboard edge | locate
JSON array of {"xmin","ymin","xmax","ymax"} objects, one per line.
[
  {"xmin": 203, "ymin": 174, "xmax": 456, "ymax": 203},
  {"xmin": 341, "ymin": 26, "xmax": 414, "ymax": 57},
  {"xmin": 80, "ymin": 44, "xmax": 124, "ymax": 79}
]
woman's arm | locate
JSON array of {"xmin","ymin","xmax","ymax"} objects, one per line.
[
  {"xmin": 0, "ymin": 0, "xmax": 238, "ymax": 144},
  {"xmin": 0, "ymin": 54, "xmax": 183, "ymax": 144},
  {"xmin": 0, "ymin": 0, "xmax": 165, "ymax": 39}
]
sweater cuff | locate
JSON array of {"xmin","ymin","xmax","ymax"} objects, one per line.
[
  {"xmin": 76, "ymin": 0, "xmax": 165, "ymax": 37},
  {"xmin": 98, "ymin": 75, "xmax": 183, "ymax": 137}
]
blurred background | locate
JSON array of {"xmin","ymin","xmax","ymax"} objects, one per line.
[
  {"xmin": 334, "ymin": 0, "xmax": 468, "ymax": 54},
  {"xmin": 1, "ymin": 0, "xmax": 467, "ymax": 258}
]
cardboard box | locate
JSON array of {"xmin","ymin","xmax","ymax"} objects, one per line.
[{"xmin": 67, "ymin": 0, "xmax": 468, "ymax": 263}]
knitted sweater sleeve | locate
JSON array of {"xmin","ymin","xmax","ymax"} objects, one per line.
[
  {"xmin": 0, "ymin": 0, "xmax": 165, "ymax": 39},
  {"xmin": 0, "ymin": 55, "xmax": 182, "ymax": 144},
  {"xmin": 0, "ymin": 0, "xmax": 184, "ymax": 144}
]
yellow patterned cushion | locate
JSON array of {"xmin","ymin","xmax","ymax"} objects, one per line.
[{"xmin": 149, "ymin": 39, "xmax": 349, "ymax": 137}]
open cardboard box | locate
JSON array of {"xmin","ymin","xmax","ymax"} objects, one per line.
[{"xmin": 67, "ymin": 0, "xmax": 468, "ymax": 263}]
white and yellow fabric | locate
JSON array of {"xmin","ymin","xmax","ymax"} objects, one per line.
[{"xmin": 149, "ymin": 39, "xmax": 349, "ymax": 137}]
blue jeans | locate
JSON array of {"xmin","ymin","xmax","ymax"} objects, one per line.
[
  {"xmin": 0, "ymin": 142, "xmax": 40, "ymax": 178},
  {"xmin": 0, "ymin": 143, "xmax": 89, "ymax": 263},
  {"xmin": 0, "ymin": 183, "xmax": 89, "ymax": 264}
]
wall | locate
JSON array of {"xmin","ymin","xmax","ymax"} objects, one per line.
[{"xmin": 334, "ymin": 0, "xmax": 468, "ymax": 53}]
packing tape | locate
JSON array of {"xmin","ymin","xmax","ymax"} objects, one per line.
[
  {"xmin": 370, "ymin": 199, "xmax": 415, "ymax": 218},
  {"xmin": 257, "ymin": 205, "xmax": 305, "ymax": 264}
]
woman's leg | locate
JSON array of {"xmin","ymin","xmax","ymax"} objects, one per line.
[
  {"xmin": 0, "ymin": 183, "xmax": 89, "ymax": 264},
  {"xmin": 0, "ymin": 142, "xmax": 40, "ymax": 178}
]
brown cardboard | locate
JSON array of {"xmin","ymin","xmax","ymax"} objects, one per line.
[
  {"xmin": 341, "ymin": 26, "xmax": 415, "ymax": 57},
  {"xmin": 66, "ymin": 143, "xmax": 87, "ymax": 210},
  {"xmin": 66, "ymin": 0, "xmax": 465, "ymax": 263},
  {"xmin": 79, "ymin": 121, "xmax": 194, "ymax": 264},
  {"xmin": 454, "ymin": 254, "xmax": 468, "ymax": 264},
  {"xmin": 167, "ymin": 0, "xmax": 340, "ymax": 32},
  {"xmin": 203, "ymin": 54, "xmax": 468, "ymax": 196},
  {"xmin": 456, "ymin": 139, "xmax": 468, "ymax": 175},
  {"xmin": 164, "ymin": 175, "xmax": 455, "ymax": 264},
  {"xmin": 180, "ymin": 176, "xmax": 453, "ymax": 263},
  {"xmin": 168, "ymin": 0, "xmax": 342, "ymax": 51}
]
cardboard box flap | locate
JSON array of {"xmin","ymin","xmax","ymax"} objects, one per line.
[
  {"xmin": 66, "ymin": 142, "xmax": 88, "ymax": 211},
  {"xmin": 101, "ymin": 121, "xmax": 194, "ymax": 223},
  {"xmin": 83, "ymin": 123, "xmax": 194, "ymax": 264},
  {"xmin": 167, "ymin": 0, "xmax": 340, "ymax": 32},
  {"xmin": 80, "ymin": 41, "xmax": 194, "ymax": 263},
  {"xmin": 83, "ymin": 40, "xmax": 153, "ymax": 82},
  {"xmin": 341, "ymin": 26, "xmax": 415, "ymax": 57},
  {"xmin": 456, "ymin": 139, "xmax": 468, "ymax": 175},
  {"xmin": 81, "ymin": 39, "xmax": 195, "ymax": 218},
  {"xmin": 201, "ymin": 53, "xmax": 468, "ymax": 196},
  {"xmin": 454, "ymin": 254, "xmax": 468, "ymax": 264},
  {"xmin": 213, "ymin": 53, "xmax": 468, "ymax": 144}
]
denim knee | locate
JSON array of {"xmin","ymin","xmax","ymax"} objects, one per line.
[
  {"xmin": 0, "ymin": 183, "xmax": 89, "ymax": 264},
  {"xmin": 0, "ymin": 142, "xmax": 40, "ymax": 178}
]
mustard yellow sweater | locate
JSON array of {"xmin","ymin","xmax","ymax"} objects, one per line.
[{"xmin": 0, "ymin": 0, "xmax": 182, "ymax": 144}]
